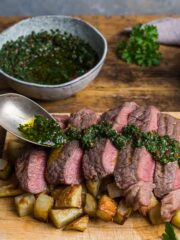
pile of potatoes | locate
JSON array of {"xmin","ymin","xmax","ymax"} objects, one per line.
[{"xmin": 0, "ymin": 139, "xmax": 180, "ymax": 232}]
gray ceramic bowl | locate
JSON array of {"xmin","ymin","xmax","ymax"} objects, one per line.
[{"xmin": 0, "ymin": 16, "xmax": 107, "ymax": 100}]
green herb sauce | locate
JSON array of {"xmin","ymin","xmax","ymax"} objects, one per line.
[
  {"xmin": 18, "ymin": 115, "xmax": 180, "ymax": 166},
  {"xmin": 0, "ymin": 30, "xmax": 99, "ymax": 85}
]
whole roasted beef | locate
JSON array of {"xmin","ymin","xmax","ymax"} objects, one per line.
[
  {"xmin": 83, "ymin": 102, "xmax": 138, "ymax": 181},
  {"xmin": 114, "ymin": 106, "xmax": 159, "ymax": 208},
  {"xmin": 154, "ymin": 114, "xmax": 180, "ymax": 221},
  {"xmin": 15, "ymin": 144, "xmax": 48, "ymax": 194},
  {"xmin": 45, "ymin": 108, "xmax": 98, "ymax": 185}
]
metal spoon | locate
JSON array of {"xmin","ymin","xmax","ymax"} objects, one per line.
[{"xmin": 0, "ymin": 93, "xmax": 56, "ymax": 147}]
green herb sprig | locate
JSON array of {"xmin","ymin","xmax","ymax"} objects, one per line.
[
  {"xmin": 162, "ymin": 223, "xmax": 178, "ymax": 240},
  {"xmin": 116, "ymin": 24, "xmax": 162, "ymax": 67}
]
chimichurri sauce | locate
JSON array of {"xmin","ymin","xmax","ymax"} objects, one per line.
[
  {"xmin": 0, "ymin": 30, "xmax": 99, "ymax": 85},
  {"xmin": 18, "ymin": 115, "xmax": 180, "ymax": 166}
]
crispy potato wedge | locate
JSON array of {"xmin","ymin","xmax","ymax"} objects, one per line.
[
  {"xmin": 139, "ymin": 194, "xmax": 159, "ymax": 216},
  {"xmin": 148, "ymin": 203, "xmax": 164, "ymax": 225},
  {"xmin": 34, "ymin": 193, "xmax": 54, "ymax": 222},
  {"xmin": 0, "ymin": 183, "xmax": 24, "ymax": 197},
  {"xmin": 107, "ymin": 182, "xmax": 123, "ymax": 199},
  {"xmin": 6, "ymin": 140, "xmax": 24, "ymax": 163},
  {"xmin": 86, "ymin": 180, "xmax": 101, "ymax": 198},
  {"xmin": 113, "ymin": 199, "xmax": 132, "ymax": 224},
  {"xmin": 0, "ymin": 158, "xmax": 11, "ymax": 180},
  {"xmin": 50, "ymin": 208, "xmax": 83, "ymax": 228},
  {"xmin": 64, "ymin": 215, "xmax": 89, "ymax": 232},
  {"xmin": 172, "ymin": 208, "xmax": 180, "ymax": 229},
  {"xmin": 15, "ymin": 193, "xmax": 35, "ymax": 217},
  {"xmin": 96, "ymin": 195, "xmax": 117, "ymax": 221},
  {"xmin": 84, "ymin": 193, "xmax": 97, "ymax": 217},
  {"xmin": 55, "ymin": 185, "xmax": 82, "ymax": 208}
]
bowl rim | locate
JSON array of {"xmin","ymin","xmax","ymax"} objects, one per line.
[{"xmin": 0, "ymin": 15, "xmax": 108, "ymax": 88}]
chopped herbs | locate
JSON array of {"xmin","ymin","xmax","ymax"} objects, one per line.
[
  {"xmin": 18, "ymin": 115, "xmax": 180, "ymax": 167},
  {"xmin": 0, "ymin": 30, "xmax": 99, "ymax": 85},
  {"xmin": 162, "ymin": 223, "xmax": 178, "ymax": 240},
  {"xmin": 116, "ymin": 24, "xmax": 162, "ymax": 67}
]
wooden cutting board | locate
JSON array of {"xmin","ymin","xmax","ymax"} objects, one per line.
[{"xmin": 0, "ymin": 112, "xmax": 180, "ymax": 240}]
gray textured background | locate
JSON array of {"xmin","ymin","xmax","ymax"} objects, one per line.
[{"xmin": 0, "ymin": 0, "xmax": 180, "ymax": 15}]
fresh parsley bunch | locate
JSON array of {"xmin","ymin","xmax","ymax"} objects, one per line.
[{"xmin": 116, "ymin": 24, "xmax": 162, "ymax": 67}]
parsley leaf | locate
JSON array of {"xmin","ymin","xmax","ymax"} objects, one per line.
[
  {"xmin": 116, "ymin": 24, "xmax": 162, "ymax": 67},
  {"xmin": 162, "ymin": 223, "xmax": 178, "ymax": 240}
]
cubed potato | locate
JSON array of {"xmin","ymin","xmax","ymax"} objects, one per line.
[
  {"xmin": 50, "ymin": 208, "xmax": 83, "ymax": 228},
  {"xmin": 84, "ymin": 193, "xmax": 97, "ymax": 217},
  {"xmin": 6, "ymin": 140, "xmax": 24, "ymax": 163},
  {"xmin": 51, "ymin": 187, "xmax": 65, "ymax": 200},
  {"xmin": 139, "ymin": 194, "xmax": 159, "ymax": 216},
  {"xmin": 55, "ymin": 185, "xmax": 82, "ymax": 208},
  {"xmin": 64, "ymin": 215, "xmax": 89, "ymax": 232},
  {"xmin": 96, "ymin": 195, "xmax": 117, "ymax": 221},
  {"xmin": 0, "ymin": 158, "xmax": 11, "ymax": 180},
  {"xmin": 107, "ymin": 182, "xmax": 123, "ymax": 199},
  {"xmin": 148, "ymin": 203, "xmax": 164, "ymax": 225},
  {"xmin": 15, "ymin": 193, "xmax": 35, "ymax": 217},
  {"xmin": 100, "ymin": 176, "xmax": 114, "ymax": 193},
  {"xmin": 34, "ymin": 193, "xmax": 54, "ymax": 222},
  {"xmin": 81, "ymin": 184, "xmax": 87, "ymax": 207},
  {"xmin": 172, "ymin": 208, "xmax": 180, "ymax": 229},
  {"xmin": 0, "ymin": 184, "xmax": 24, "ymax": 197},
  {"xmin": 113, "ymin": 199, "xmax": 132, "ymax": 224},
  {"xmin": 86, "ymin": 180, "xmax": 101, "ymax": 198}
]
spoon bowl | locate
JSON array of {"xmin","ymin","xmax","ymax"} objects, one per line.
[{"xmin": 0, "ymin": 93, "xmax": 56, "ymax": 147}]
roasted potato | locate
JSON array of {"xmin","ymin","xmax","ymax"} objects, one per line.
[
  {"xmin": 34, "ymin": 193, "xmax": 54, "ymax": 222},
  {"xmin": 6, "ymin": 140, "xmax": 24, "ymax": 163},
  {"xmin": 15, "ymin": 193, "xmax": 35, "ymax": 217},
  {"xmin": 172, "ymin": 208, "xmax": 180, "ymax": 229},
  {"xmin": 84, "ymin": 193, "xmax": 97, "ymax": 217},
  {"xmin": 0, "ymin": 158, "xmax": 11, "ymax": 180},
  {"xmin": 55, "ymin": 185, "xmax": 82, "ymax": 208},
  {"xmin": 50, "ymin": 208, "xmax": 83, "ymax": 228},
  {"xmin": 107, "ymin": 182, "xmax": 123, "ymax": 199},
  {"xmin": 86, "ymin": 180, "xmax": 101, "ymax": 198},
  {"xmin": 100, "ymin": 176, "xmax": 114, "ymax": 193},
  {"xmin": 64, "ymin": 215, "xmax": 89, "ymax": 232},
  {"xmin": 0, "ymin": 183, "xmax": 24, "ymax": 197},
  {"xmin": 139, "ymin": 194, "xmax": 159, "ymax": 216},
  {"xmin": 51, "ymin": 187, "xmax": 65, "ymax": 200},
  {"xmin": 113, "ymin": 199, "xmax": 132, "ymax": 224},
  {"xmin": 148, "ymin": 203, "xmax": 163, "ymax": 225},
  {"xmin": 96, "ymin": 195, "xmax": 117, "ymax": 221},
  {"xmin": 81, "ymin": 183, "xmax": 87, "ymax": 207}
]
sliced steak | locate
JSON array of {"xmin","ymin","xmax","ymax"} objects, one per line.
[
  {"xmin": 114, "ymin": 106, "xmax": 159, "ymax": 207},
  {"xmin": 83, "ymin": 102, "xmax": 138, "ymax": 181},
  {"xmin": 153, "ymin": 114, "xmax": 180, "ymax": 221},
  {"xmin": 52, "ymin": 114, "xmax": 69, "ymax": 129},
  {"xmin": 45, "ymin": 108, "xmax": 98, "ymax": 185},
  {"xmin": 15, "ymin": 144, "xmax": 48, "ymax": 194}
]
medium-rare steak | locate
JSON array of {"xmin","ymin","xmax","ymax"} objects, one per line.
[
  {"xmin": 15, "ymin": 144, "xmax": 48, "ymax": 194},
  {"xmin": 45, "ymin": 108, "xmax": 98, "ymax": 185},
  {"xmin": 83, "ymin": 102, "xmax": 138, "ymax": 181},
  {"xmin": 114, "ymin": 106, "xmax": 159, "ymax": 207},
  {"xmin": 52, "ymin": 114, "xmax": 69, "ymax": 129},
  {"xmin": 154, "ymin": 113, "xmax": 180, "ymax": 221}
]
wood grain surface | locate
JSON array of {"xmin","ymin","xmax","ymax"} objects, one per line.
[
  {"xmin": 0, "ymin": 16, "xmax": 180, "ymax": 113},
  {"xmin": 0, "ymin": 112, "xmax": 179, "ymax": 240}
]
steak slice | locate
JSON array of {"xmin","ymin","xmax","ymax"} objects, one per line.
[
  {"xmin": 114, "ymin": 106, "xmax": 159, "ymax": 207},
  {"xmin": 153, "ymin": 114, "xmax": 180, "ymax": 221},
  {"xmin": 52, "ymin": 114, "xmax": 69, "ymax": 129},
  {"xmin": 15, "ymin": 144, "xmax": 48, "ymax": 194},
  {"xmin": 45, "ymin": 108, "xmax": 98, "ymax": 185},
  {"xmin": 83, "ymin": 102, "xmax": 138, "ymax": 181}
]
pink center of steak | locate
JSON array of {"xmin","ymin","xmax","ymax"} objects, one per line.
[
  {"xmin": 64, "ymin": 144, "xmax": 83, "ymax": 184},
  {"xmin": 16, "ymin": 146, "xmax": 47, "ymax": 194},
  {"xmin": 52, "ymin": 114, "xmax": 69, "ymax": 129},
  {"xmin": 102, "ymin": 140, "xmax": 118, "ymax": 174}
]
